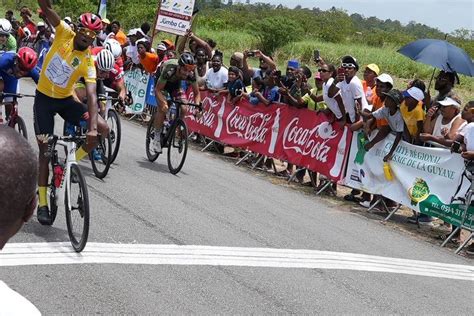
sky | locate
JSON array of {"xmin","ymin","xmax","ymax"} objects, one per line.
[{"xmin": 249, "ymin": 0, "xmax": 474, "ymax": 33}]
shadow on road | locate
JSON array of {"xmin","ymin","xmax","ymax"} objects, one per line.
[
  {"xmin": 135, "ymin": 159, "xmax": 187, "ymax": 176},
  {"xmin": 21, "ymin": 219, "xmax": 70, "ymax": 242}
]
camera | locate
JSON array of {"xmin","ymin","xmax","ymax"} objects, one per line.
[
  {"xmin": 451, "ymin": 140, "xmax": 462, "ymax": 153},
  {"xmin": 246, "ymin": 50, "xmax": 258, "ymax": 57},
  {"xmin": 235, "ymin": 89, "xmax": 243, "ymax": 96}
]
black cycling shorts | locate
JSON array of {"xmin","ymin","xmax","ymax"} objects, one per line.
[{"xmin": 33, "ymin": 90, "xmax": 87, "ymax": 136}]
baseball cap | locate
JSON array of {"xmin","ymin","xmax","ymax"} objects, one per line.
[
  {"xmin": 403, "ymin": 87, "xmax": 424, "ymax": 102},
  {"xmin": 37, "ymin": 21, "xmax": 45, "ymax": 27},
  {"xmin": 161, "ymin": 39, "xmax": 175, "ymax": 50},
  {"xmin": 366, "ymin": 63, "xmax": 380, "ymax": 75},
  {"xmin": 64, "ymin": 16, "xmax": 72, "ymax": 24},
  {"xmin": 102, "ymin": 18, "xmax": 110, "ymax": 25},
  {"xmin": 376, "ymin": 73, "xmax": 394, "ymax": 86},
  {"xmin": 382, "ymin": 89, "xmax": 404, "ymax": 106},
  {"xmin": 437, "ymin": 96, "xmax": 461, "ymax": 108},
  {"xmin": 127, "ymin": 28, "xmax": 138, "ymax": 36},
  {"xmin": 287, "ymin": 59, "xmax": 300, "ymax": 69},
  {"xmin": 341, "ymin": 55, "xmax": 359, "ymax": 70}
]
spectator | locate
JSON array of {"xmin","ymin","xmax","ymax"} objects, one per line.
[
  {"xmin": 362, "ymin": 89, "xmax": 405, "ymax": 162},
  {"xmin": 227, "ymin": 66, "xmax": 245, "ymax": 104},
  {"xmin": 230, "ymin": 52, "xmax": 252, "ymax": 86},
  {"xmin": 195, "ymin": 47, "xmax": 209, "ymax": 89},
  {"xmin": 178, "ymin": 30, "xmax": 212, "ymax": 59},
  {"xmin": 370, "ymin": 73, "xmax": 393, "ymax": 129},
  {"xmin": 96, "ymin": 17, "xmax": 110, "ymax": 46},
  {"xmin": 0, "ymin": 18, "xmax": 16, "ymax": 52},
  {"xmin": 137, "ymin": 38, "xmax": 159, "ymax": 74},
  {"xmin": 362, "ymin": 63, "xmax": 380, "ymax": 104},
  {"xmin": 313, "ymin": 63, "xmax": 346, "ymax": 123},
  {"xmin": 140, "ymin": 22, "xmax": 151, "ymax": 41},
  {"xmin": 328, "ymin": 55, "xmax": 369, "ymax": 124},
  {"xmin": 5, "ymin": 10, "xmax": 14, "ymax": 23},
  {"xmin": 0, "ymin": 125, "xmax": 37, "ymax": 249},
  {"xmin": 19, "ymin": 6, "xmax": 36, "ymax": 35},
  {"xmin": 124, "ymin": 29, "xmax": 142, "ymax": 66},
  {"xmin": 261, "ymin": 70, "xmax": 281, "ymax": 105},
  {"xmin": 242, "ymin": 50, "xmax": 276, "ymax": 81},
  {"xmin": 110, "ymin": 20, "xmax": 127, "ymax": 46},
  {"xmin": 428, "ymin": 70, "xmax": 458, "ymax": 108},
  {"xmin": 401, "ymin": 86, "xmax": 425, "ymax": 144},
  {"xmin": 161, "ymin": 39, "xmax": 175, "ymax": 51},
  {"xmin": 243, "ymin": 76, "xmax": 265, "ymax": 106},
  {"xmin": 32, "ymin": 21, "xmax": 47, "ymax": 53},
  {"xmin": 420, "ymin": 96, "xmax": 466, "ymax": 147},
  {"xmin": 205, "ymin": 52, "xmax": 228, "ymax": 92}
]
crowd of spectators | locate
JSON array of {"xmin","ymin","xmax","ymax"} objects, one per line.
[{"xmin": 1, "ymin": 6, "xmax": 473, "ymax": 254}]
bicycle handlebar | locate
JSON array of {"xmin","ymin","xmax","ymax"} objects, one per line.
[
  {"xmin": 172, "ymin": 99, "xmax": 203, "ymax": 110},
  {"xmin": 0, "ymin": 92, "xmax": 36, "ymax": 98}
]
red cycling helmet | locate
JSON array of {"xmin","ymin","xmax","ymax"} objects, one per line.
[
  {"xmin": 79, "ymin": 13, "xmax": 102, "ymax": 31},
  {"xmin": 17, "ymin": 47, "xmax": 38, "ymax": 71}
]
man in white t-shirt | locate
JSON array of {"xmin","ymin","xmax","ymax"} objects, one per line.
[
  {"xmin": 328, "ymin": 55, "xmax": 369, "ymax": 123},
  {"xmin": 205, "ymin": 53, "xmax": 228, "ymax": 91}
]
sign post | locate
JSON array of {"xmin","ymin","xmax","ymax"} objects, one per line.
[{"xmin": 155, "ymin": 0, "xmax": 196, "ymax": 36}]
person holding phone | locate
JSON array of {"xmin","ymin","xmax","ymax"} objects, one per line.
[{"xmin": 242, "ymin": 49, "xmax": 276, "ymax": 81}]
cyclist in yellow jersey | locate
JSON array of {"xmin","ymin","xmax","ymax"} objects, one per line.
[{"xmin": 35, "ymin": 0, "xmax": 108, "ymax": 225}]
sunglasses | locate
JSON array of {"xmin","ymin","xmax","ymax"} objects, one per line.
[
  {"xmin": 341, "ymin": 63, "xmax": 356, "ymax": 69},
  {"xmin": 318, "ymin": 69, "xmax": 329, "ymax": 73},
  {"xmin": 77, "ymin": 27, "xmax": 97, "ymax": 39}
]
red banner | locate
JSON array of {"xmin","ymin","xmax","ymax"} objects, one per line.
[{"xmin": 184, "ymin": 91, "xmax": 352, "ymax": 182}]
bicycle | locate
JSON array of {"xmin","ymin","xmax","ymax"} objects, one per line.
[
  {"xmin": 145, "ymin": 99, "xmax": 201, "ymax": 174},
  {"xmin": 63, "ymin": 119, "xmax": 113, "ymax": 179},
  {"xmin": 45, "ymin": 134, "xmax": 90, "ymax": 252},
  {"xmin": 0, "ymin": 92, "xmax": 35, "ymax": 139},
  {"xmin": 442, "ymin": 160, "xmax": 474, "ymax": 254}
]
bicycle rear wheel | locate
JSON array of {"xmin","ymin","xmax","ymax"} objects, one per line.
[
  {"xmin": 13, "ymin": 116, "xmax": 28, "ymax": 139},
  {"xmin": 90, "ymin": 133, "xmax": 112, "ymax": 179},
  {"xmin": 65, "ymin": 164, "xmax": 90, "ymax": 252},
  {"xmin": 167, "ymin": 119, "xmax": 188, "ymax": 174},
  {"xmin": 146, "ymin": 117, "xmax": 160, "ymax": 162},
  {"xmin": 107, "ymin": 109, "xmax": 122, "ymax": 164}
]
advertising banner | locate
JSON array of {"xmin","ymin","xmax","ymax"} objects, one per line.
[
  {"xmin": 344, "ymin": 131, "xmax": 474, "ymax": 229},
  {"xmin": 124, "ymin": 69, "xmax": 150, "ymax": 114},
  {"xmin": 155, "ymin": 0, "xmax": 195, "ymax": 36},
  {"xmin": 184, "ymin": 91, "xmax": 351, "ymax": 182}
]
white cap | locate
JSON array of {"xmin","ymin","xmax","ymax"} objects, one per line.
[
  {"xmin": 127, "ymin": 28, "xmax": 138, "ymax": 36},
  {"xmin": 404, "ymin": 87, "xmax": 424, "ymax": 102},
  {"xmin": 437, "ymin": 97, "xmax": 461, "ymax": 108},
  {"xmin": 376, "ymin": 73, "xmax": 393, "ymax": 86},
  {"xmin": 64, "ymin": 16, "xmax": 72, "ymax": 24},
  {"xmin": 37, "ymin": 21, "xmax": 45, "ymax": 27}
]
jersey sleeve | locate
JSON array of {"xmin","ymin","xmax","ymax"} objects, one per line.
[
  {"xmin": 29, "ymin": 67, "xmax": 40, "ymax": 84},
  {"xmin": 83, "ymin": 56, "xmax": 97, "ymax": 83},
  {"xmin": 0, "ymin": 53, "xmax": 14, "ymax": 70},
  {"xmin": 54, "ymin": 21, "xmax": 74, "ymax": 41}
]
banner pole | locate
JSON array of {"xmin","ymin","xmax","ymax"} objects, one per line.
[{"xmin": 151, "ymin": 0, "xmax": 161, "ymax": 44}]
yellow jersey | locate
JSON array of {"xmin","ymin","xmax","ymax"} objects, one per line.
[
  {"xmin": 37, "ymin": 21, "xmax": 96, "ymax": 99},
  {"xmin": 400, "ymin": 101, "xmax": 425, "ymax": 137}
]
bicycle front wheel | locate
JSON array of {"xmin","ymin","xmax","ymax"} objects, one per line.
[
  {"xmin": 107, "ymin": 109, "xmax": 122, "ymax": 164},
  {"xmin": 13, "ymin": 116, "xmax": 28, "ymax": 139},
  {"xmin": 146, "ymin": 117, "xmax": 160, "ymax": 162},
  {"xmin": 90, "ymin": 133, "xmax": 112, "ymax": 179},
  {"xmin": 65, "ymin": 164, "xmax": 90, "ymax": 252},
  {"xmin": 167, "ymin": 119, "xmax": 188, "ymax": 174}
]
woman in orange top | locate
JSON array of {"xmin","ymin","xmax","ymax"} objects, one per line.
[{"xmin": 137, "ymin": 39, "xmax": 159, "ymax": 74}]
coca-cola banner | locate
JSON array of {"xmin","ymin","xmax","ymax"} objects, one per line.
[{"xmin": 184, "ymin": 91, "xmax": 352, "ymax": 181}]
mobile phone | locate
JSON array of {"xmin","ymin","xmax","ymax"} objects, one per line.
[
  {"xmin": 337, "ymin": 67, "xmax": 345, "ymax": 75},
  {"xmin": 313, "ymin": 49, "xmax": 320, "ymax": 62}
]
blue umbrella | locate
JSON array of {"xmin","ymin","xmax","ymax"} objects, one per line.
[{"xmin": 398, "ymin": 39, "xmax": 474, "ymax": 77}]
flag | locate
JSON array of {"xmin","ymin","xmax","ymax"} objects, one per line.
[{"xmin": 98, "ymin": 0, "xmax": 107, "ymax": 19}]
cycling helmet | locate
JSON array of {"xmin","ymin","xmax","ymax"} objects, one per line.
[
  {"xmin": 79, "ymin": 13, "xmax": 102, "ymax": 31},
  {"xmin": 0, "ymin": 18, "xmax": 12, "ymax": 35},
  {"xmin": 104, "ymin": 39, "xmax": 122, "ymax": 59},
  {"xmin": 95, "ymin": 49, "xmax": 115, "ymax": 71},
  {"xmin": 178, "ymin": 52, "xmax": 196, "ymax": 67},
  {"xmin": 17, "ymin": 47, "xmax": 38, "ymax": 71}
]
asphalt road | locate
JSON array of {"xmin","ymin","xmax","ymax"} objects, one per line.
[{"xmin": 1, "ymin": 79, "xmax": 473, "ymax": 315}]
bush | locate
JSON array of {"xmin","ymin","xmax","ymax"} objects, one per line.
[{"xmin": 249, "ymin": 16, "xmax": 303, "ymax": 54}]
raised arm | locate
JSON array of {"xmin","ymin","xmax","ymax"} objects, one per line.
[{"xmin": 38, "ymin": 0, "xmax": 61, "ymax": 27}]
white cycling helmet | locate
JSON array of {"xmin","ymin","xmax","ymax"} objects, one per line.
[
  {"xmin": 104, "ymin": 39, "xmax": 122, "ymax": 59},
  {"xmin": 0, "ymin": 18, "xmax": 12, "ymax": 35},
  {"xmin": 96, "ymin": 49, "xmax": 115, "ymax": 71}
]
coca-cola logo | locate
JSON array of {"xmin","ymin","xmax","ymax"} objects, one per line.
[
  {"xmin": 185, "ymin": 95, "xmax": 221, "ymax": 128},
  {"xmin": 225, "ymin": 106, "xmax": 271, "ymax": 143},
  {"xmin": 282, "ymin": 119, "xmax": 337, "ymax": 162}
]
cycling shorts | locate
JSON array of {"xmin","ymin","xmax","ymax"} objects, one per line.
[{"xmin": 33, "ymin": 90, "xmax": 87, "ymax": 137}]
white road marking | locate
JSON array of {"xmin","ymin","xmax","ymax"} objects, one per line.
[{"xmin": 1, "ymin": 242, "xmax": 473, "ymax": 281}]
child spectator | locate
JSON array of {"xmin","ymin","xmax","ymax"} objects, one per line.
[
  {"xmin": 137, "ymin": 39, "xmax": 159, "ymax": 74},
  {"xmin": 362, "ymin": 89, "xmax": 405, "ymax": 162},
  {"xmin": 243, "ymin": 76, "xmax": 265, "ymax": 106},
  {"xmin": 205, "ymin": 52, "xmax": 228, "ymax": 92},
  {"xmin": 227, "ymin": 66, "xmax": 245, "ymax": 104},
  {"xmin": 362, "ymin": 63, "xmax": 380, "ymax": 104},
  {"xmin": 401, "ymin": 86, "xmax": 425, "ymax": 144}
]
